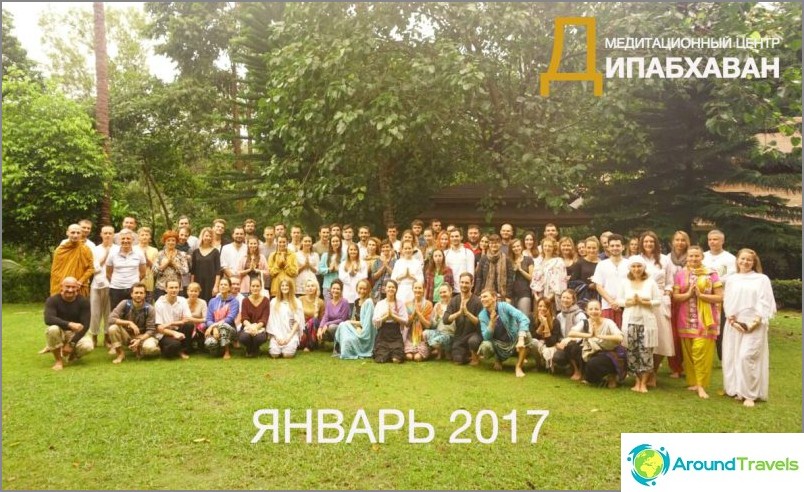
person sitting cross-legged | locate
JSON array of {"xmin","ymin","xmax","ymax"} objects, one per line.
[
  {"xmin": 477, "ymin": 289, "xmax": 535, "ymax": 378},
  {"xmin": 107, "ymin": 282, "xmax": 159, "ymax": 363}
]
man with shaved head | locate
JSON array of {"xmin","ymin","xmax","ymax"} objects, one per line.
[
  {"xmin": 42, "ymin": 277, "xmax": 94, "ymax": 370},
  {"xmin": 50, "ymin": 224, "xmax": 95, "ymax": 298}
]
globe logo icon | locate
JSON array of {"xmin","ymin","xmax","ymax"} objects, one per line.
[{"xmin": 626, "ymin": 444, "xmax": 670, "ymax": 486}]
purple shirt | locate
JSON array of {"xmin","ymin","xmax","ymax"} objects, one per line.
[{"xmin": 319, "ymin": 297, "xmax": 350, "ymax": 328}]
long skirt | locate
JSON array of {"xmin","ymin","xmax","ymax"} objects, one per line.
[
  {"xmin": 626, "ymin": 323, "xmax": 654, "ymax": 375},
  {"xmin": 299, "ymin": 317, "xmax": 320, "ymax": 351},
  {"xmin": 681, "ymin": 337, "xmax": 715, "ymax": 389},
  {"xmin": 373, "ymin": 322, "xmax": 404, "ymax": 363},
  {"xmin": 652, "ymin": 296, "xmax": 675, "ymax": 357},
  {"xmin": 403, "ymin": 326, "xmax": 430, "ymax": 358},
  {"xmin": 722, "ymin": 322, "xmax": 769, "ymax": 401}
]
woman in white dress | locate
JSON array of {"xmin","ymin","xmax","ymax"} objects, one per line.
[
  {"xmin": 267, "ymin": 279, "xmax": 304, "ymax": 358},
  {"xmin": 617, "ymin": 255, "xmax": 662, "ymax": 393},
  {"xmin": 295, "ymin": 235, "xmax": 320, "ymax": 296},
  {"xmin": 338, "ymin": 243, "xmax": 368, "ymax": 304},
  {"xmin": 638, "ymin": 231, "xmax": 675, "ymax": 387},
  {"xmin": 391, "ymin": 240, "xmax": 424, "ymax": 304},
  {"xmin": 723, "ymin": 248, "xmax": 776, "ymax": 407}
]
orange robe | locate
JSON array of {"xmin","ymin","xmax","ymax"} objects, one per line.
[{"xmin": 50, "ymin": 241, "xmax": 94, "ymax": 297}]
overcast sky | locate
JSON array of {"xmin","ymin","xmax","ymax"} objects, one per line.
[{"xmin": 3, "ymin": 1, "xmax": 178, "ymax": 82}]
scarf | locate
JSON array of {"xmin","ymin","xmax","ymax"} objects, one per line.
[
  {"xmin": 669, "ymin": 250, "xmax": 687, "ymax": 268},
  {"xmin": 689, "ymin": 266, "xmax": 716, "ymax": 329},
  {"xmin": 485, "ymin": 251, "xmax": 508, "ymax": 298}
]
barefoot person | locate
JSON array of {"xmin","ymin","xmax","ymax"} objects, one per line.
[
  {"xmin": 672, "ymin": 245, "xmax": 724, "ymax": 399},
  {"xmin": 107, "ymin": 282, "xmax": 158, "ymax": 363},
  {"xmin": 42, "ymin": 277, "xmax": 94, "ymax": 371},
  {"xmin": 566, "ymin": 300, "xmax": 625, "ymax": 388},
  {"xmin": 443, "ymin": 272, "xmax": 483, "ymax": 365},
  {"xmin": 477, "ymin": 288, "xmax": 534, "ymax": 378}
]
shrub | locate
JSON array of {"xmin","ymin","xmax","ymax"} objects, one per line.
[{"xmin": 771, "ymin": 279, "xmax": 802, "ymax": 310}]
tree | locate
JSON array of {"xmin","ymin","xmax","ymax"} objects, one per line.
[
  {"xmin": 94, "ymin": 2, "xmax": 112, "ymax": 226},
  {"xmin": 2, "ymin": 75, "xmax": 112, "ymax": 251},
  {"xmin": 2, "ymin": 9, "xmax": 41, "ymax": 80}
]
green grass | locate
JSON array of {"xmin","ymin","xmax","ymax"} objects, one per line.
[{"xmin": 2, "ymin": 304, "xmax": 801, "ymax": 490}]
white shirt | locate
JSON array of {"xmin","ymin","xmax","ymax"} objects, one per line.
[
  {"xmin": 106, "ymin": 247, "xmax": 145, "ymax": 289},
  {"xmin": 703, "ymin": 250, "xmax": 737, "ymax": 285},
  {"xmin": 444, "ymin": 246, "xmax": 475, "ymax": 292},
  {"xmin": 590, "ymin": 256, "xmax": 629, "ymax": 310},
  {"xmin": 220, "ymin": 242, "xmax": 248, "ymax": 285},
  {"xmin": 186, "ymin": 235, "xmax": 200, "ymax": 252},
  {"xmin": 154, "ymin": 295, "xmax": 192, "ymax": 340},
  {"xmin": 91, "ymin": 243, "xmax": 115, "ymax": 289},
  {"xmin": 339, "ymin": 260, "xmax": 369, "ymax": 304}
]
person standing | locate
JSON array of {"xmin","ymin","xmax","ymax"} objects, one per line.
[
  {"xmin": 723, "ymin": 249, "xmax": 776, "ymax": 408},
  {"xmin": 190, "ymin": 227, "xmax": 221, "ymax": 302},
  {"xmin": 105, "ymin": 229, "xmax": 146, "ymax": 309},
  {"xmin": 474, "ymin": 234, "xmax": 514, "ymax": 301},
  {"xmin": 445, "ymin": 228, "xmax": 475, "ymax": 294},
  {"xmin": 703, "ymin": 229, "xmax": 736, "ymax": 361},
  {"xmin": 50, "ymin": 224, "xmax": 95, "ymax": 298},
  {"xmin": 268, "ymin": 236, "xmax": 299, "ymax": 297},
  {"xmin": 89, "ymin": 225, "xmax": 115, "ymax": 348},
  {"xmin": 220, "ymin": 226, "xmax": 248, "ymax": 294},
  {"xmin": 590, "ymin": 234, "xmax": 628, "ymax": 327},
  {"xmin": 672, "ymin": 245, "xmax": 723, "ymax": 399}
]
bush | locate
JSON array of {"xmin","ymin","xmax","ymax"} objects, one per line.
[
  {"xmin": 772, "ymin": 279, "xmax": 802, "ymax": 310},
  {"xmin": 2, "ymin": 248, "xmax": 52, "ymax": 304}
]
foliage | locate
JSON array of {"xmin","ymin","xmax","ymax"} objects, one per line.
[
  {"xmin": 1, "ymin": 75, "xmax": 111, "ymax": 252},
  {"xmin": 1, "ymin": 9, "xmax": 42, "ymax": 81},
  {"xmin": 771, "ymin": 279, "xmax": 802, "ymax": 310},
  {"xmin": 1, "ymin": 252, "xmax": 51, "ymax": 304},
  {"xmin": 2, "ymin": 304, "xmax": 801, "ymax": 489}
]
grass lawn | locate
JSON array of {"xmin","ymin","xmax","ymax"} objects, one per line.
[{"xmin": 2, "ymin": 304, "xmax": 801, "ymax": 490}]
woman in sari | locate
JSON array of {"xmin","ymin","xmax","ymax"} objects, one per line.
[
  {"xmin": 238, "ymin": 277, "xmax": 269, "ymax": 357},
  {"xmin": 372, "ymin": 279, "xmax": 408, "ymax": 364},
  {"xmin": 299, "ymin": 279, "xmax": 324, "ymax": 352},
  {"xmin": 672, "ymin": 245, "xmax": 723, "ymax": 399},
  {"xmin": 667, "ymin": 230, "xmax": 690, "ymax": 378},
  {"xmin": 334, "ymin": 279, "xmax": 377, "ymax": 359},
  {"xmin": 267, "ymin": 279, "xmax": 304, "ymax": 358},
  {"xmin": 723, "ymin": 249, "xmax": 776, "ymax": 407},
  {"xmin": 404, "ymin": 281, "xmax": 432, "ymax": 361},
  {"xmin": 204, "ymin": 276, "xmax": 240, "ymax": 359}
]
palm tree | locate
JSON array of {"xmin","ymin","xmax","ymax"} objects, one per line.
[{"xmin": 94, "ymin": 2, "xmax": 111, "ymax": 226}]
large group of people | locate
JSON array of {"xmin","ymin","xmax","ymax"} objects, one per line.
[{"xmin": 44, "ymin": 216, "xmax": 777, "ymax": 407}]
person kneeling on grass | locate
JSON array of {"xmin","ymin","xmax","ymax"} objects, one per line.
[
  {"xmin": 477, "ymin": 289, "xmax": 535, "ymax": 378},
  {"xmin": 267, "ymin": 279, "xmax": 305, "ymax": 358},
  {"xmin": 154, "ymin": 279, "xmax": 195, "ymax": 360},
  {"xmin": 204, "ymin": 277, "xmax": 240, "ymax": 359},
  {"xmin": 566, "ymin": 300, "xmax": 626, "ymax": 388},
  {"xmin": 107, "ymin": 282, "xmax": 158, "ymax": 363},
  {"xmin": 42, "ymin": 277, "xmax": 95, "ymax": 371}
]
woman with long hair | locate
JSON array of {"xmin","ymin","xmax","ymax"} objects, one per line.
[
  {"xmin": 267, "ymin": 279, "xmax": 304, "ymax": 358},
  {"xmin": 638, "ymin": 230, "xmax": 675, "ymax": 387},
  {"xmin": 558, "ymin": 236, "xmax": 578, "ymax": 273},
  {"xmin": 339, "ymin": 242, "xmax": 368, "ymax": 304},
  {"xmin": 334, "ymin": 278, "xmax": 377, "ymax": 359},
  {"xmin": 566, "ymin": 300, "xmax": 625, "ymax": 388},
  {"xmin": 667, "ymin": 230, "xmax": 690, "ymax": 378},
  {"xmin": 509, "ymin": 238, "xmax": 535, "ymax": 316},
  {"xmin": 238, "ymin": 277, "xmax": 270, "ymax": 357},
  {"xmin": 294, "ymin": 235, "xmax": 320, "ymax": 297},
  {"xmin": 475, "ymin": 234, "xmax": 490, "ymax": 266},
  {"xmin": 531, "ymin": 297, "xmax": 561, "ymax": 371},
  {"xmin": 191, "ymin": 227, "xmax": 221, "ymax": 302},
  {"xmin": 317, "ymin": 279, "xmax": 350, "ymax": 347},
  {"xmin": 568, "ymin": 236, "xmax": 601, "ymax": 310},
  {"xmin": 551, "ymin": 289, "xmax": 589, "ymax": 379},
  {"xmin": 372, "ymin": 279, "xmax": 408, "ymax": 364},
  {"xmin": 425, "ymin": 284, "xmax": 455, "ymax": 360},
  {"xmin": 617, "ymin": 255, "xmax": 662, "ymax": 393},
  {"xmin": 238, "ymin": 236, "xmax": 268, "ymax": 295},
  {"xmin": 391, "ymin": 240, "xmax": 424, "ymax": 304},
  {"xmin": 185, "ymin": 282, "xmax": 208, "ymax": 352},
  {"xmin": 424, "ymin": 249, "xmax": 454, "ymax": 303},
  {"xmin": 404, "ymin": 281, "xmax": 432, "ymax": 361},
  {"xmin": 522, "ymin": 231, "xmax": 539, "ymax": 258},
  {"xmin": 672, "ymin": 245, "xmax": 724, "ymax": 399},
  {"xmin": 299, "ymin": 279, "xmax": 325, "ymax": 351},
  {"xmin": 204, "ymin": 276, "xmax": 240, "ymax": 359},
  {"xmin": 723, "ymin": 249, "xmax": 776, "ymax": 407},
  {"xmin": 530, "ymin": 237, "xmax": 567, "ymax": 308},
  {"xmin": 364, "ymin": 237, "xmax": 380, "ymax": 282},
  {"xmin": 318, "ymin": 234, "xmax": 343, "ymax": 303},
  {"xmin": 436, "ymin": 230, "xmax": 450, "ymax": 252}
]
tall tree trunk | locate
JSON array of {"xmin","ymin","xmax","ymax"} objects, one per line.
[{"xmin": 93, "ymin": 2, "xmax": 112, "ymax": 226}]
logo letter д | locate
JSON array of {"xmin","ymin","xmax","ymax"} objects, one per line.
[{"xmin": 540, "ymin": 17, "xmax": 603, "ymax": 96}]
